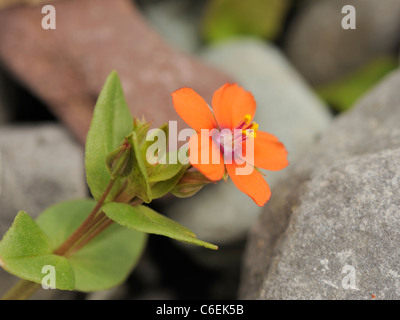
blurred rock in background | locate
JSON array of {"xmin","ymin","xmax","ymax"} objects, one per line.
[
  {"xmin": 316, "ymin": 56, "xmax": 398, "ymax": 112},
  {"xmin": 139, "ymin": 0, "xmax": 204, "ymax": 53},
  {"xmin": 201, "ymin": 0, "xmax": 291, "ymax": 43},
  {"xmin": 285, "ymin": 0, "xmax": 400, "ymax": 86},
  {"xmin": 0, "ymin": 0, "xmax": 231, "ymax": 144}
]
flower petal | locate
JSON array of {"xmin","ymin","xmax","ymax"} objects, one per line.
[
  {"xmin": 189, "ymin": 133, "xmax": 225, "ymax": 181},
  {"xmin": 251, "ymin": 131, "xmax": 289, "ymax": 171},
  {"xmin": 212, "ymin": 83, "xmax": 256, "ymax": 130},
  {"xmin": 226, "ymin": 162, "xmax": 271, "ymax": 206},
  {"xmin": 171, "ymin": 87, "xmax": 217, "ymax": 132}
]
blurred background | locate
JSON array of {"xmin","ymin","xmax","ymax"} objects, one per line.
[{"xmin": 0, "ymin": 0, "xmax": 399, "ymax": 300}]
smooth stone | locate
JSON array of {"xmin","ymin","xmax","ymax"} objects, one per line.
[{"xmin": 261, "ymin": 148, "xmax": 400, "ymax": 299}]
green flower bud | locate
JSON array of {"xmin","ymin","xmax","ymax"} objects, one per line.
[
  {"xmin": 170, "ymin": 171, "xmax": 213, "ymax": 198},
  {"xmin": 132, "ymin": 117, "xmax": 151, "ymax": 145},
  {"xmin": 106, "ymin": 141, "xmax": 134, "ymax": 179}
]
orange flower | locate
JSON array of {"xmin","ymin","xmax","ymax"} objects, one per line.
[{"xmin": 171, "ymin": 83, "xmax": 288, "ymax": 206}]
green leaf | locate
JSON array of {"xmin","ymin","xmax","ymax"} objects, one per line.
[
  {"xmin": 36, "ymin": 199, "xmax": 147, "ymax": 292},
  {"xmin": 68, "ymin": 225, "xmax": 146, "ymax": 292},
  {"xmin": 102, "ymin": 202, "xmax": 218, "ymax": 250},
  {"xmin": 0, "ymin": 212, "xmax": 52, "ymax": 257},
  {"xmin": 202, "ymin": 0, "xmax": 291, "ymax": 42},
  {"xmin": 85, "ymin": 71, "xmax": 133, "ymax": 201},
  {"xmin": 0, "ymin": 212, "xmax": 75, "ymax": 290},
  {"xmin": 4, "ymin": 255, "xmax": 74, "ymax": 291}
]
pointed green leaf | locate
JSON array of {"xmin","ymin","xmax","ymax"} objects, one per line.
[
  {"xmin": 0, "ymin": 212, "xmax": 52, "ymax": 258},
  {"xmin": 0, "ymin": 212, "xmax": 75, "ymax": 290},
  {"xmin": 85, "ymin": 71, "xmax": 133, "ymax": 201},
  {"xmin": 102, "ymin": 202, "xmax": 218, "ymax": 250},
  {"xmin": 36, "ymin": 199, "xmax": 147, "ymax": 292}
]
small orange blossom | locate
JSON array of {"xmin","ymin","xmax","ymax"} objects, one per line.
[{"xmin": 171, "ymin": 83, "xmax": 288, "ymax": 206}]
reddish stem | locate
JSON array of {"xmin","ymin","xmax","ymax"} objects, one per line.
[{"xmin": 54, "ymin": 179, "xmax": 115, "ymax": 256}]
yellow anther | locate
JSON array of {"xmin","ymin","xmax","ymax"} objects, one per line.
[
  {"xmin": 251, "ymin": 122, "xmax": 259, "ymax": 132},
  {"xmin": 244, "ymin": 114, "xmax": 252, "ymax": 124}
]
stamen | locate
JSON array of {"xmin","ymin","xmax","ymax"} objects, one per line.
[
  {"xmin": 250, "ymin": 122, "xmax": 259, "ymax": 132},
  {"xmin": 236, "ymin": 114, "xmax": 253, "ymax": 130},
  {"xmin": 244, "ymin": 114, "xmax": 252, "ymax": 124}
]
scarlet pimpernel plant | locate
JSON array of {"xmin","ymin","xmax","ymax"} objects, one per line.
[{"xmin": 0, "ymin": 71, "xmax": 288, "ymax": 300}]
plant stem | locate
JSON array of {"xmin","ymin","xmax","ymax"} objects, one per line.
[
  {"xmin": 54, "ymin": 179, "xmax": 115, "ymax": 256},
  {"xmin": 62, "ymin": 211, "xmax": 108, "ymax": 257},
  {"xmin": 1, "ymin": 279, "xmax": 40, "ymax": 300},
  {"xmin": 68, "ymin": 216, "xmax": 114, "ymax": 256}
]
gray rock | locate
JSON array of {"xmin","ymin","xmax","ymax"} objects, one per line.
[
  {"xmin": 0, "ymin": 124, "xmax": 86, "ymax": 299},
  {"xmin": 292, "ymin": 69, "xmax": 400, "ymax": 177},
  {"xmin": 165, "ymin": 38, "xmax": 331, "ymax": 248},
  {"xmin": 240, "ymin": 69, "xmax": 400, "ymax": 299},
  {"xmin": 140, "ymin": 0, "xmax": 203, "ymax": 53},
  {"xmin": 262, "ymin": 149, "xmax": 400, "ymax": 299},
  {"xmin": 285, "ymin": 0, "xmax": 400, "ymax": 85}
]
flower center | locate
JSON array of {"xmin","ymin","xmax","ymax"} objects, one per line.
[{"xmin": 212, "ymin": 114, "xmax": 258, "ymax": 161}]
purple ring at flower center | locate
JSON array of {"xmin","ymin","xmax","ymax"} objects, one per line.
[{"xmin": 211, "ymin": 128, "xmax": 244, "ymax": 162}]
